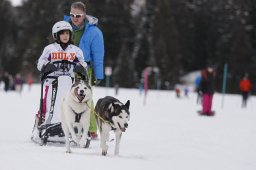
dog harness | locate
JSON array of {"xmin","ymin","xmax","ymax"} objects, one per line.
[
  {"xmin": 93, "ymin": 110, "xmax": 116, "ymax": 130},
  {"xmin": 71, "ymin": 108, "xmax": 86, "ymax": 123},
  {"xmin": 70, "ymin": 101, "xmax": 90, "ymax": 123}
]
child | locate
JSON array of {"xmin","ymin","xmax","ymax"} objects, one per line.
[{"xmin": 31, "ymin": 21, "xmax": 87, "ymax": 142}]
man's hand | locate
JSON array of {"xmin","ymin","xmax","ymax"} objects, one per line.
[{"xmin": 92, "ymin": 79, "xmax": 101, "ymax": 86}]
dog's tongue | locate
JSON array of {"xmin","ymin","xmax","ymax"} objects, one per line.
[
  {"xmin": 117, "ymin": 123, "xmax": 126, "ymax": 132},
  {"xmin": 78, "ymin": 94, "xmax": 85, "ymax": 102},
  {"xmin": 75, "ymin": 89, "xmax": 85, "ymax": 102}
]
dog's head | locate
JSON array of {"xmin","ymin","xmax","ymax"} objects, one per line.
[
  {"xmin": 70, "ymin": 80, "xmax": 92, "ymax": 103},
  {"xmin": 110, "ymin": 100, "xmax": 130, "ymax": 132}
]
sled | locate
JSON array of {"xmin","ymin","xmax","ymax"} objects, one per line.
[{"xmin": 32, "ymin": 60, "xmax": 91, "ymax": 147}]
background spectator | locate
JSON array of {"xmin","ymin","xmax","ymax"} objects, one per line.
[{"xmin": 239, "ymin": 73, "xmax": 252, "ymax": 108}]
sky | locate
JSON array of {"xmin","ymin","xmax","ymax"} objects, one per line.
[{"xmin": 0, "ymin": 83, "xmax": 255, "ymax": 170}]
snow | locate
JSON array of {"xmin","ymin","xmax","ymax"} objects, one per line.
[
  {"xmin": 8, "ymin": 0, "xmax": 23, "ymax": 6},
  {"xmin": 0, "ymin": 84, "xmax": 256, "ymax": 170}
]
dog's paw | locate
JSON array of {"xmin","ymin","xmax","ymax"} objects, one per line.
[
  {"xmin": 66, "ymin": 149, "xmax": 72, "ymax": 153},
  {"xmin": 79, "ymin": 140, "xmax": 86, "ymax": 148},
  {"xmin": 102, "ymin": 150, "xmax": 107, "ymax": 156},
  {"xmin": 77, "ymin": 136, "xmax": 82, "ymax": 141},
  {"xmin": 71, "ymin": 137, "xmax": 79, "ymax": 144},
  {"xmin": 114, "ymin": 150, "xmax": 119, "ymax": 155}
]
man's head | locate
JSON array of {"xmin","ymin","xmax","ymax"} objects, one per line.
[{"xmin": 70, "ymin": 1, "xmax": 86, "ymax": 27}]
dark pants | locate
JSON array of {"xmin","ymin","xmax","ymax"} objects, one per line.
[{"xmin": 241, "ymin": 92, "xmax": 249, "ymax": 108}]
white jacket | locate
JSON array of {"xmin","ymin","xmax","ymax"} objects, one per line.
[{"xmin": 37, "ymin": 43, "xmax": 87, "ymax": 77}]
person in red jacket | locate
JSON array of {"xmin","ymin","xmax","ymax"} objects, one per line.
[{"xmin": 239, "ymin": 74, "xmax": 252, "ymax": 108}]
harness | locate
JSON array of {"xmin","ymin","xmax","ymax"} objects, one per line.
[
  {"xmin": 70, "ymin": 102, "xmax": 90, "ymax": 123},
  {"xmin": 71, "ymin": 108, "xmax": 86, "ymax": 123},
  {"xmin": 93, "ymin": 110, "xmax": 116, "ymax": 130}
]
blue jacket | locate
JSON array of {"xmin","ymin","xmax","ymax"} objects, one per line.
[{"xmin": 64, "ymin": 15, "xmax": 104, "ymax": 80}]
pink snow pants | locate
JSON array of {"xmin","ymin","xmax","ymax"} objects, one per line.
[{"xmin": 202, "ymin": 93, "xmax": 213, "ymax": 114}]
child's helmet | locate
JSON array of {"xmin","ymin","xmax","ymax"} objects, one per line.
[{"xmin": 52, "ymin": 21, "xmax": 73, "ymax": 39}]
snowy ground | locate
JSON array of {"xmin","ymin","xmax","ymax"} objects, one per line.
[{"xmin": 0, "ymin": 84, "xmax": 255, "ymax": 170}]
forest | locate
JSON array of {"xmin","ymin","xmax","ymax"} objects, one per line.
[{"xmin": 1, "ymin": 0, "xmax": 256, "ymax": 93}]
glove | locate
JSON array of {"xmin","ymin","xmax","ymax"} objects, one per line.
[
  {"xmin": 92, "ymin": 79, "xmax": 101, "ymax": 86},
  {"xmin": 41, "ymin": 63, "xmax": 58, "ymax": 75},
  {"xmin": 74, "ymin": 64, "xmax": 86, "ymax": 76}
]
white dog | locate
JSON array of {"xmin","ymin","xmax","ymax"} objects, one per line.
[
  {"xmin": 61, "ymin": 80, "xmax": 92, "ymax": 153},
  {"xmin": 95, "ymin": 96, "xmax": 130, "ymax": 156}
]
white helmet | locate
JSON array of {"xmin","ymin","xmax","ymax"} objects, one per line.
[{"xmin": 52, "ymin": 21, "xmax": 73, "ymax": 39}]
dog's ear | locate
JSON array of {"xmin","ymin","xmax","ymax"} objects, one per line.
[
  {"xmin": 71, "ymin": 82, "xmax": 78, "ymax": 88},
  {"xmin": 85, "ymin": 80, "xmax": 92, "ymax": 89},
  {"xmin": 108, "ymin": 103, "xmax": 115, "ymax": 113},
  {"xmin": 73, "ymin": 78, "xmax": 80, "ymax": 85},
  {"xmin": 124, "ymin": 100, "xmax": 130, "ymax": 109},
  {"xmin": 111, "ymin": 102, "xmax": 118, "ymax": 108}
]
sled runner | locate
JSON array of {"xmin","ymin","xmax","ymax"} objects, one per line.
[{"xmin": 32, "ymin": 60, "xmax": 90, "ymax": 147}]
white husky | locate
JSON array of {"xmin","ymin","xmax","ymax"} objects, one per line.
[{"xmin": 61, "ymin": 80, "xmax": 92, "ymax": 153}]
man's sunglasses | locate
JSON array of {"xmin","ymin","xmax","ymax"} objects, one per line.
[{"xmin": 70, "ymin": 13, "xmax": 84, "ymax": 18}]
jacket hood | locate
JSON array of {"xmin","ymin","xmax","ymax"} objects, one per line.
[{"xmin": 86, "ymin": 15, "xmax": 98, "ymax": 25}]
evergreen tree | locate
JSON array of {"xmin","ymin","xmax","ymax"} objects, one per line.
[
  {"xmin": 2, "ymin": 0, "xmax": 256, "ymax": 92},
  {"xmin": 113, "ymin": 42, "xmax": 135, "ymax": 87},
  {"xmin": 0, "ymin": 0, "xmax": 17, "ymax": 73}
]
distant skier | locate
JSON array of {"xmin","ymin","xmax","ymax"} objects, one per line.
[
  {"xmin": 3, "ymin": 72, "xmax": 10, "ymax": 92},
  {"xmin": 14, "ymin": 73, "xmax": 24, "ymax": 94},
  {"xmin": 194, "ymin": 74, "xmax": 202, "ymax": 104},
  {"xmin": 175, "ymin": 87, "xmax": 181, "ymax": 98},
  {"xmin": 198, "ymin": 64, "xmax": 216, "ymax": 116},
  {"xmin": 184, "ymin": 87, "xmax": 189, "ymax": 98},
  {"xmin": 239, "ymin": 73, "xmax": 252, "ymax": 108},
  {"xmin": 27, "ymin": 73, "xmax": 33, "ymax": 91}
]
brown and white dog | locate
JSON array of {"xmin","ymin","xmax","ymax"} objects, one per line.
[
  {"xmin": 61, "ymin": 80, "xmax": 92, "ymax": 153},
  {"xmin": 95, "ymin": 96, "xmax": 130, "ymax": 156}
]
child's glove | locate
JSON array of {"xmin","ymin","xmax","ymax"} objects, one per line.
[{"xmin": 41, "ymin": 63, "xmax": 58, "ymax": 75}]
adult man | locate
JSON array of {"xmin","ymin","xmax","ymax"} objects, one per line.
[{"xmin": 64, "ymin": 1, "xmax": 104, "ymax": 139}]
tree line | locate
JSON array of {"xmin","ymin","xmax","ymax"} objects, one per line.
[{"xmin": 1, "ymin": 0, "xmax": 256, "ymax": 93}]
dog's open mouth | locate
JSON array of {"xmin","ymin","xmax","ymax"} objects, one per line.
[
  {"xmin": 78, "ymin": 94, "xmax": 85, "ymax": 102},
  {"xmin": 118, "ymin": 123, "xmax": 126, "ymax": 132},
  {"xmin": 75, "ymin": 89, "xmax": 85, "ymax": 102}
]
